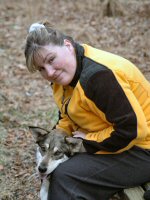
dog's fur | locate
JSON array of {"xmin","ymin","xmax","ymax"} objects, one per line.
[{"xmin": 29, "ymin": 126, "xmax": 86, "ymax": 200}]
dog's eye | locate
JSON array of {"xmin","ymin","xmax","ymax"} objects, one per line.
[
  {"xmin": 40, "ymin": 146, "xmax": 46, "ymax": 152},
  {"xmin": 54, "ymin": 150, "xmax": 61, "ymax": 156}
]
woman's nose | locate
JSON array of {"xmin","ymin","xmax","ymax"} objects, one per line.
[{"xmin": 44, "ymin": 65, "xmax": 55, "ymax": 77}]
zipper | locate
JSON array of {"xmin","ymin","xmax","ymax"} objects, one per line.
[{"xmin": 61, "ymin": 87, "xmax": 77, "ymax": 123}]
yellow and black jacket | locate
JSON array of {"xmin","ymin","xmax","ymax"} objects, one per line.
[{"xmin": 52, "ymin": 43, "xmax": 150, "ymax": 154}]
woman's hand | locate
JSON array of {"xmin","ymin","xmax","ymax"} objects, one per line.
[{"xmin": 72, "ymin": 131, "xmax": 86, "ymax": 139}]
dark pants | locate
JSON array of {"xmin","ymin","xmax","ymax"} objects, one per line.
[{"xmin": 48, "ymin": 146, "xmax": 150, "ymax": 200}]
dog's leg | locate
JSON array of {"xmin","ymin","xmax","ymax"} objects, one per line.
[{"xmin": 40, "ymin": 179, "xmax": 50, "ymax": 200}]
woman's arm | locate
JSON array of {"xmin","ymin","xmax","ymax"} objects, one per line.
[{"xmin": 80, "ymin": 69, "xmax": 148, "ymax": 153}]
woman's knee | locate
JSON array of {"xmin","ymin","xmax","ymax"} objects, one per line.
[
  {"xmin": 49, "ymin": 162, "xmax": 77, "ymax": 200},
  {"xmin": 51, "ymin": 154, "xmax": 84, "ymax": 181},
  {"xmin": 51, "ymin": 161, "xmax": 73, "ymax": 186}
]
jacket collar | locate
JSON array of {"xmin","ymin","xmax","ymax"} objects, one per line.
[{"xmin": 69, "ymin": 43, "xmax": 84, "ymax": 87}]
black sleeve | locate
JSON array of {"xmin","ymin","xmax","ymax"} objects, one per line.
[{"xmin": 81, "ymin": 68, "xmax": 137, "ymax": 153}]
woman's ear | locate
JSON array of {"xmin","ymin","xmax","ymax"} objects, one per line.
[{"xmin": 64, "ymin": 39, "xmax": 74, "ymax": 52}]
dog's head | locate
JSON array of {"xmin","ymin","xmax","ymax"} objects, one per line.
[{"xmin": 29, "ymin": 126, "xmax": 84, "ymax": 179}]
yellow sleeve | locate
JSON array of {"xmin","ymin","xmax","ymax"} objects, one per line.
[{"xmin": 56, "ymin": 113, "xmax": 77, "ymax": 136}]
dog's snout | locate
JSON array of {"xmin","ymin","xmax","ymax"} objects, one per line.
[{"xmin": 38, "ymin": 165, "xmax": 47, "ymax": 173}]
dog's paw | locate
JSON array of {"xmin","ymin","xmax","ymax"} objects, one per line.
[
  {"xmin": 40, "ymin": 195, "xmax": 48, "ymax": 200},
  {"xmin": 40, "ymin": 190, "xmax": 48, "ymax": 200},
  {"xmin": 40, "ymin": 179, "xmax": 49, "ymax": 200}
]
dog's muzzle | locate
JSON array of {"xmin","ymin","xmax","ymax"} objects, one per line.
[{"xmin": 38, "ymin": 165, "xmax": 47, "ymax": 173}]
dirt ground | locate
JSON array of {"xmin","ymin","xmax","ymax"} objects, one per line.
[{"xmin": 0, "ymin": 0, "xmax": 150, "ymax": 199}]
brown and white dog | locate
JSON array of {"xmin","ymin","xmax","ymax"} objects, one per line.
[{"xmin": 29, "ymin": 126, "xmax": 86, "ymax": 200}]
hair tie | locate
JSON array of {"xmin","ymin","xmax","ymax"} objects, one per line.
[{"xmin": 29, "ymin": 23, "xmax": 45, "ymax": 33}]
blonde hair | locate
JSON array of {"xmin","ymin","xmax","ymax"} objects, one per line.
[{"xmin": 24, "ymin": 22, "xmax": 74, "ymax": 73}]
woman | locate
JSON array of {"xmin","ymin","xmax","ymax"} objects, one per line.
[{"xmin": 25, "ymin": 22, "xmax": 150, "ymax": 200}]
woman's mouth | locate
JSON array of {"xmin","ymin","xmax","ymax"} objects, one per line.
[
  {"xmin": 47, "ymin": 71, "xmax": 63, "ymax": 83},
  {"xmin": 53, "ymin": 72, "xmax": 62, "ymax": 81}
]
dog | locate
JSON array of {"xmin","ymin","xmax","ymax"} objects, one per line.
[{"xmin": 29, "ymin": 126, "xmax": 86, "ymax": 200}]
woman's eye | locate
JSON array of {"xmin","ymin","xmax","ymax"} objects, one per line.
[
  {"xmin": 38, "ymin": 67, "xmax": 45, "ymax": 72},
  {"xmin": 48, "ymin": 57, "xmax": 55, "ymax": 64}
]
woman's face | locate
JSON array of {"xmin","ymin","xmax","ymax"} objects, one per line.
[{"xmin": 34, "ymin": 39, "xmax": 77, "ymax": 86}]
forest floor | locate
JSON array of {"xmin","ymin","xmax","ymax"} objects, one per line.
[{"xmin": 0, "ymin": 0, "xmax": 150, "ymax": 199}]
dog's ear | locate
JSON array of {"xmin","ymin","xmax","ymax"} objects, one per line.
[
  {"xmin": 64, "ymin": 137, "xmax": 86, "ymax": 155},
  {"xmin": 29, "ymin": 126, "xmax": 49, "ymax": 143},
  {"xmin": 65, "ymin": 137, "xmax": 80, "ymax": 146}
]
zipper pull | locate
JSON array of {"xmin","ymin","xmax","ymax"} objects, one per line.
[{"xmin": 61, "ymin": 88, "xmax": 66, "ymax": 104}]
